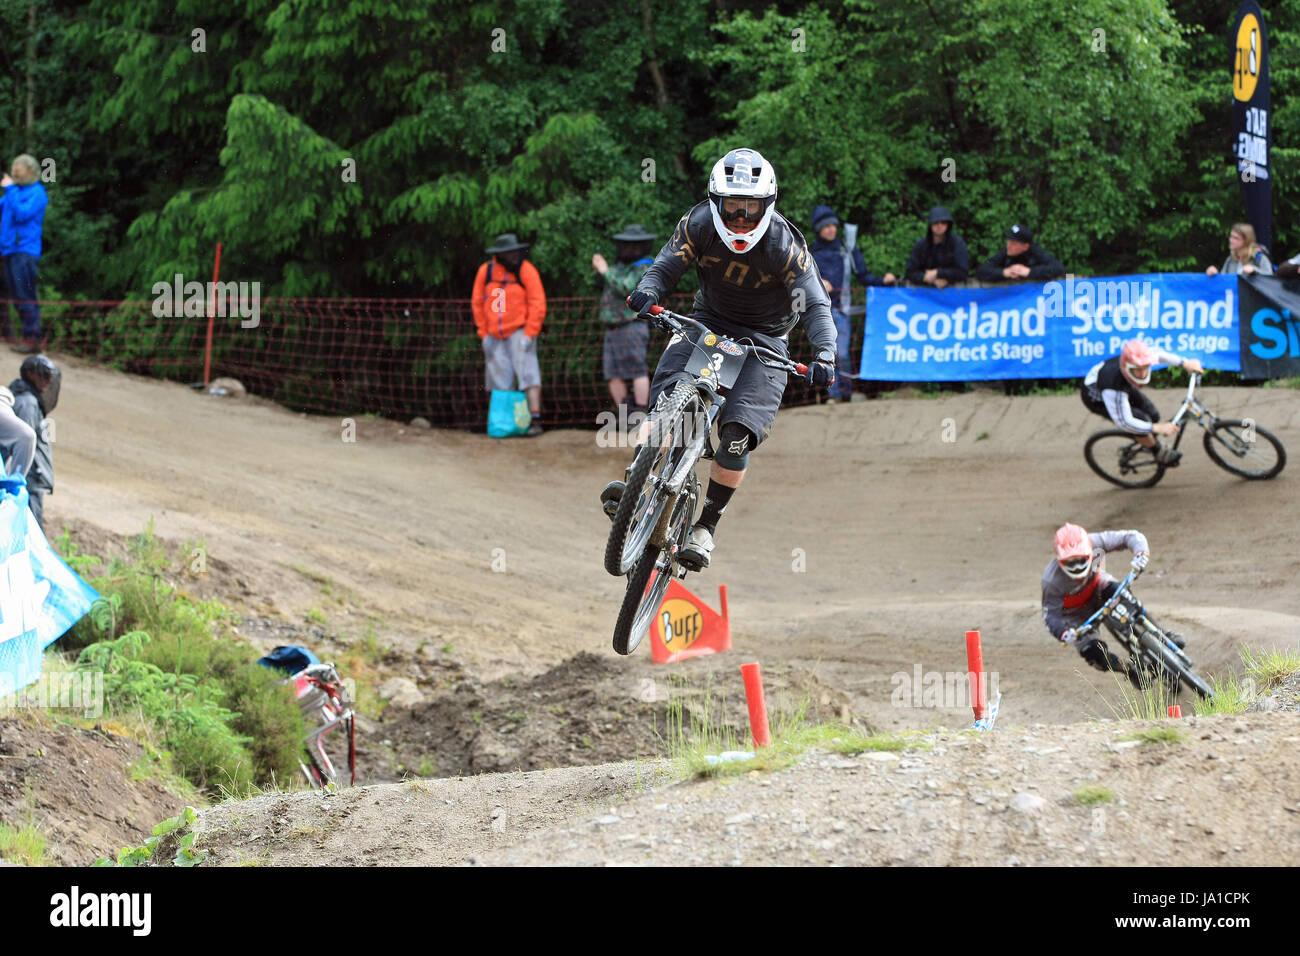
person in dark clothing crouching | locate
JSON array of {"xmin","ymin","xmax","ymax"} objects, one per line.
[{"xmin": 10, "ymin": 354, "xmax": 58, "ymax": 531}]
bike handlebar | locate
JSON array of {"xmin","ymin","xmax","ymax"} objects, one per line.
[
  {"xmin": 644, "ymin": 304, "xmax": 811, "ymax": 378},
  {"xmin": 1073, "ymin": 566, "xmax": 1143, "ymax": 639}
]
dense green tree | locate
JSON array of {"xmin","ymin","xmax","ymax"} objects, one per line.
[{"xmin": 0, "ymin": 0, "xmax": 1291, "ymax": 298}]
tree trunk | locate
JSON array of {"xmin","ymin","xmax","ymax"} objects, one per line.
[
  {"xmin": 639, "ymin": 0, "xmax": 687, "ymax": 178},
  {"xmin": 26, "ymin": 3, "xmax": 35, "ymax": 150}
]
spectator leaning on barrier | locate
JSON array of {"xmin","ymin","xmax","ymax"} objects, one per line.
[
  {"xmin": 592, "ymin": 224, "xmax": 656, "ymax": 425},
  {"xmin": 974, "ymin": 224, "xmax": 1065, "ymax": 283},
  {"xmin": 0, "ymin": 385, "xmax": 35, "ymax": 479},
  {"xmin": 9, "ymin": 355, "xmax": 58, "ymax": 531},
  {"xmin": 0, "ymin": 154, "xmax": 48, "ymax": 354},
  {"xmin": 904, "ymin": 206, "xmax": 969, "ymax": 289},
  {"xmin": 1206, "ymin": 222, "xmax": 1273, "ymax": 277},
  {"xmin": 810, "ymin": 205, "xmax": 894, "ymax": 404},
  {"xmin": 471, "ymin": 233, "xmax": 547, "ymax": 437}
]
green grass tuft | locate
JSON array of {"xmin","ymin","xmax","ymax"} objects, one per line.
[
  {"xmin": 1262, "ymin": 375, "xmax": 1300, "ymax": 389},
  {"xmin": 1241, "ymin": 646, "xmax": 1300, "ymax": 690},
  {"xmin": 0, "ymin": 816, "xmax": 47, "ymax": 866},
  {"xmin": 1194, "ymin": 674, "xmax": 1254, "ymax": 716},
  {"xmin": 1072, "ymin": 785, "xmax": 1114, "ymax": 805},
  {"xmin": 1120, "ymin": 726, "xmax": 1185, "ymax": 746}
]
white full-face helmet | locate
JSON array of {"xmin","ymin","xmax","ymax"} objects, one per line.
[{"xmin": 707, "ymin": 148, "xmax": 778, "ymax": 254}]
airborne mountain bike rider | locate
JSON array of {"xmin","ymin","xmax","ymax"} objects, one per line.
[
  {"xmin": 601, "ymin": 147, "xmax": 836, "ymax": 571},
  {"xmin": 1081, "ymin": 339, "xmax": 1204, "ymax": 466},
  {"xmin": 1043, "ymin": 523, "xmax": 1186, "ymax": 685}
]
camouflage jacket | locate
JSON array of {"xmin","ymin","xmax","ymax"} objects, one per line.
[{"xmin": 599, "ymin": 258, "xmax": 654, "ymax": 324}]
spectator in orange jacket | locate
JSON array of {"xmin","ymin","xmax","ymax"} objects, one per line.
[{"xmin": 472, "ymin": 233, "xmax": 548, "ymax": 436}]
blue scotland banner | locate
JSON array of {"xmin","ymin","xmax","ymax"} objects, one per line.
[{"xmin": 861, "ymin": 274, "xmax": 1241, "ymax": 381}]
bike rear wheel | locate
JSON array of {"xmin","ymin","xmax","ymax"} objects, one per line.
[
  {"xmin": 1084, "ymin": 430, "xmax": 1167, "ymax": 488},
  {"xmin": 611, "ymin": 481, "xmax": 697, "ymax": 655},
  {"xmin": 1202, "ymin": 419, "xmax": 1287, "ymax": 480},
  {"xmin": 604, "ymin": 381, "xmax": 697, "ymax": 576}
]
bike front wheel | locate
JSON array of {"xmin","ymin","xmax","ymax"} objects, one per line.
[
  {"xmin": 1138, "ymin": 630, "xmax": 1212, "ymax": 699},
  {"xmin": 1202, "ymin": 419, "xmax": 1287, "ymax": 480},
  {"xmin": 611, "ymin": 482, "xmax": 697, "ymax": 655},
  {"xmin": 604, "ymin": 380, "xmax": 698, "ymax": 576},
  {"xmin": 1084, "ymin": 430, "xmax": 1167, "ymax": 488}
]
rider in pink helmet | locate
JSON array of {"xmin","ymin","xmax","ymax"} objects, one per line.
[
  {"xmin": 1054, "ymin": 522, "xmax": 1095, "ymax": 580},
  {"xmin": 1042, "ymin": 522, "xmax": 1185, "ymax": 683},
  {"xmin": 1119, "ymin": 339, "xmax": 1159, "ymax": 386},
  {"xmin": 1080, "ymin": 338, "xmax": 1204, "ymax": 466}
]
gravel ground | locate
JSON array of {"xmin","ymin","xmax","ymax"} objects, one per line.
[{"xmin": 189, "ymin": 711, "xmax": 1299, "ymax": 867}]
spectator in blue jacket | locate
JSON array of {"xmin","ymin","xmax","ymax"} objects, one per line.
[
  {"xmin": 810, "ymin": 205, "xmax": 894, "ymax": 403},
  {"xmin": 0, "ymin": 155, "xmax": 48, "ymax": 354}
]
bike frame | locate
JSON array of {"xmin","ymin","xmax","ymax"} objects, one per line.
[
  {"xmin": 1074, "ymin": 568, "xmax": 1195, "ymax": 670},
  {"xmin": 648, "ymin": 306, "xmax": 808, "ymax": 497},
  {"xmin": 1166, "ymin": 372, "xmax": 1214, "ymax": 450}
]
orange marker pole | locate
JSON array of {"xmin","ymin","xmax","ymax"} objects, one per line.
[
  {"xmin": 740, "ymin": 661, "xmax": 771, "ymax": 748},
  {"xmin": 1167, "ymin": 705, "xmax": 1182, "ymax": 718},
  {"xmin": 966, "ymin": 630, "xmax": 988, "ymax": 721}
]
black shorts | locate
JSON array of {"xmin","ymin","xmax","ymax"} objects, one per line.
[
  {"xmin": 649, "ymin": 317, "xmax": 789, "ymax": 447},
  {"xmin": 1081, "ymin": 384, "xmax": 1160, "ymax": 425}
]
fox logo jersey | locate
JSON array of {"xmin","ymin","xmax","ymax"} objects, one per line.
[{"xmin": 635, "ymin": 201, "xmax": 836, "ymax": 355}]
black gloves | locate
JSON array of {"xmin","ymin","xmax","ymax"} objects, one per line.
[
  {"xmin": 626, "ymin": 290, "xmax": 658, "ymax": 315},
  {"xmin": 805, "ymin": 349, "xmax": 836, "ymax": 387}
]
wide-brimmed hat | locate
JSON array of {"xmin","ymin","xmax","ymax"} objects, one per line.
[
  {"xmin": 486, "ymin": 233, "xmax": 530, "ymax": 254},
  {"xmin": 611, "ymin": 224, "xmax": 656, "ymax": 242},
  {"xmin": 1004, "ymin": 224, "xmax": 1034, "ymax": 243}
]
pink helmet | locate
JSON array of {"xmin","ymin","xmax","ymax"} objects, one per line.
[
  {"xmin": 1120, "ymin": 339, "xmax": 1157, "ymax": 386},
  {"xmin": 1054, "ymin": 523, "xmax": 1094, "ymax": 580}
]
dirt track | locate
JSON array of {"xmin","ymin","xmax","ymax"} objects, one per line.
[{"xmin": 53, "ymin": 356, "xmax": 1300, "ymax": 736}]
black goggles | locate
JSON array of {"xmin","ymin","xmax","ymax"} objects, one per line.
[
  {"xmin": 1060, "ymin": 556, "xmax": 1091, "ymax": 575},
  {"xmin": 718, "ymin": 197, "xmax": 765, "ymax": 222}
]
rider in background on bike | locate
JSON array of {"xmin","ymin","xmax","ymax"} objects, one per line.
[
  {"xmin": 604, "ymin": 147, "xmax": 836, "ymax": 571},
  {"xmin": 1080, "ymin": 339, "xmax": 1204, "ymax": 466},
  {"xmin": 1043, "ymin": 523, "xmax": 1186, "ymax": 685}
]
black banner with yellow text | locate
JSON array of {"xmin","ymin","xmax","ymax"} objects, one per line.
[{"xmin": 1232, "ymin": 1, "xmax": 1271, "ymax": 254}]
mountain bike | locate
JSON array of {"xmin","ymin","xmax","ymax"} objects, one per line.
[
  {"xmin": 1084, "ymin": 372, "xmax": 1287, "ymax": 488},
  {"xmin": 291, "ymin": 663, "xmax": 356, "ymax": 787},
  {"xmin": 602, "ymin": 305, "xmax": 812, "ymax": 655},
  {"xmin": 1070, "ymin": 566, "xmax": 1212, "ymax": 699}
]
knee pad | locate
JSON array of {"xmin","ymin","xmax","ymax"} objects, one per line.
[{"xmin": 714, "ymin": 422, "xmax": 753, "ymax": 470}]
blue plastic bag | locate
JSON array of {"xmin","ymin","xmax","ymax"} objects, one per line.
[
  {"xmin": 257, "ymin": 645, "xmax": 320, "ymax": 675},
  {"xmin": 487, "ymin": 389, "xmax": 531, "ymax": 438},
  {"xmin": 0, "ymin": 475, "xmax": 100, "ymax": 697}
]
